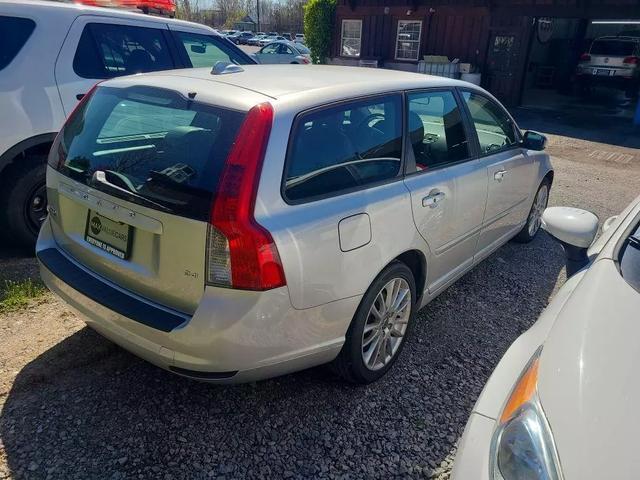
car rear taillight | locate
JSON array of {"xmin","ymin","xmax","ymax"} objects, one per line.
[
  {"xmin": 205, "ymin": 102, "xmax": 286, "ymax": 291},
  {"xmin": 48, "ymin": 82, "xmax": 101, "ymax": 170},
  {"xmin": 579, "ymin": 53, "xmax": 591, "ymax": 62},
  {"xmin": 623, "ymin": 56, "xmax": 639, "ymax": 65}
]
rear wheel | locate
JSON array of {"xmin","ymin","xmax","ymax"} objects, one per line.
[
  {"xmin": 332, "ymin": 262, "xmax": 416, "ymax": 384},
  {"xmin": 0, "ymin": 155, "xmax": 47, "ymax": 248},
  {"xmin": 513, "ymin": 179, "xmax": 550, "ymax": 243}
]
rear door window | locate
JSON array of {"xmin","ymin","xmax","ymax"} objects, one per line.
[
  {"xmin": 172, "ymin": 31, "xmax": 254, "ymax": 67},
  {"xmin": 283, "ymin": 94, "xmax": 403, "ymax": 203},
  {"xmin": 0, "ymin": 16, "xmax": 36, "ymax": 71},
  {"xmin": 406, "ymin": 90, "xmax": 471, "ymax": 172},
  {"xmin": 73, "ymin": 23, "xmax": 175, "ymax": 79},
  {"xmin": 52, "ymin": 86, "xmax": 245, "ymax": 221}
]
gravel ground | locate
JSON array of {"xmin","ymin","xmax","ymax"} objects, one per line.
[{"xmin": 0, "ymin": 110, "xmax": 639, "ymax": 480}]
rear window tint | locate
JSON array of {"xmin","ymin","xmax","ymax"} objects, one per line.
[
  {"xmin": 53, "ymin": 86, "xmax": 245, "ymax": 221},
  {"xmin": 590, "ymin": 40, "xmax": 637, "ymax": 56},
  {"xmin": 73, "ymin": 24, "xmax": 175, "ymax": 79},
  {"xmin": 0, "ymin": 16, "xmax": 36, "ymax": 71},
  {"xmin": 283, "ymin": 95, "xmax": 403, "ymax": 203}
]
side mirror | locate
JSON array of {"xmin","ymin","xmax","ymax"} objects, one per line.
[
  {"xmin": 191, "ymin": 44, "xmax": 206, "ymax": 54},
  {"xmin": 522, "ymin": 131, "xmax": 547, "ymax": 151},
  {"xmin": 542, "ymin": 207, "xmax": 599, "ymax": 276}
]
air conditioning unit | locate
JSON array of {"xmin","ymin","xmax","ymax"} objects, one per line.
[{"xmin": 359, "ymin": 59, "xmax": 379, "ymax": 68}]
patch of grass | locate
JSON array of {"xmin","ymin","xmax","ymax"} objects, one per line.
[{"xmin": 0, "ymin": 279, "xmax": 48, "ymax": 313}]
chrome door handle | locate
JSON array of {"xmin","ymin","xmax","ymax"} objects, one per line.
[
  {"xmin": 422, "ymin": 191, "xmax": 445, "ymax": 208},
  {"xmin": 494, "ymin": 170, "xmax": 508, "ymax": 182}
]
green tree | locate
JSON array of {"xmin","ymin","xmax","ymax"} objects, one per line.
[{"xmin": 303, "ymin": 0, "xmax": 336, "ymax": 64}]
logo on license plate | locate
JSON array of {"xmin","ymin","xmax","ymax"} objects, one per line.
[{"xmin": 90, "ymin": 216, "xmax": 102, "ymax": 235}]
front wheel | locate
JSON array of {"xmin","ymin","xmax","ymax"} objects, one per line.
[
  {"xmin": 513, "ymin": 179, "xmax": 550, "ymax": 243},
  {"xmin": 331, "ymin": 262, "xmax": 417, "ymax": 384}
]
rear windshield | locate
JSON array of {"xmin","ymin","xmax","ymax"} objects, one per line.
[
  {"xmin": 0, "ymin": 16, "xmax": 36, "ymax": 71},
  {"xmin": 52, "ymin": 86, "xmax": 245, "ymax": 221},
  {"xmin": 590, "ymin": 40, "xmax": 637, "ymax": 56}
]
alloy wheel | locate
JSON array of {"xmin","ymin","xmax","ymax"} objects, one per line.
[
  {"xmin": 527, "ymin": 184, "xmax": 549, "ymax": 237},
  {"xmin": 361, "ymin": 278, "xmax": 411, "ymax": 371}
]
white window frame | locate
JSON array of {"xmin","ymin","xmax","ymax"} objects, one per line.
[
  {"xmin": 340, "ymin": 19, "xmax": 362, "ymax": 58},
  {"xmin": 395, "ymin": 20, "xmax": 422, "ymax": 61}
]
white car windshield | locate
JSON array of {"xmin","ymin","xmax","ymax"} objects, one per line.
[{"xmin": 620, "ymin": 219, "xmax": 640, "ymax": 293}]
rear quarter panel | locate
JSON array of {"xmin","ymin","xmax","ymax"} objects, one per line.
[{"xmin": 255, "ymin": 98, "xmax": 429, "ymax": 310}]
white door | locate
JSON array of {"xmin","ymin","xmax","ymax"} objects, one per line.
[
  {"xmin": 460, "ymin": 90, "xmax": 535, "ymax": 257},
  {"xmin": 402, "ymin": 90, "xmax": 488, "ymax": 293},
  {"xmin": 55, "ymin": 16, "xmax": 174, "ymax": 116}
]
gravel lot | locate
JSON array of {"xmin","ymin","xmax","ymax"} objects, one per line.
[{"xmin": 1, "ymin": 108, "xmax": 639, "ymax": 480}]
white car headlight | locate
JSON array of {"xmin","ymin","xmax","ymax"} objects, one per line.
[{"xmin": 490, "ymin": 348, "xmax": 563, "ymax": 480}]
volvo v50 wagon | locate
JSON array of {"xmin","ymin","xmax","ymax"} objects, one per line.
[{"xmin": 37, "ymin": 65, "xmax": 553, "ymax": 383}]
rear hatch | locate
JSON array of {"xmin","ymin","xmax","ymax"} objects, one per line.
[
  {"xmin": 588, "ymin": 38, "xmax": 638, "ymax": 74},
  {"xmin": 46, "ymin": 84, "xmax": 246, "ymax": 314}
]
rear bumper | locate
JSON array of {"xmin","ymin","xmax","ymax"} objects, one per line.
[
  {"xmin": 576, "ymin": 72, "xmax": 638, "ymax": 88},
  {"xmin": 37, "ymin": 219, "xmax": 358, "ymax": 383}
]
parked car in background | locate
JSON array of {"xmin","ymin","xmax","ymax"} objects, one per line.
[
  {"xmin": 228, "ymin": 31, "xmax": 253, "ymax": 44},
  {"xmin": 253, "ymin": 41, "xmax": 311, "ymax": 64},
  {"xmin": 576, "ymin": 35, "xmax": 640, "ymax": 97},
  {"xmin": 37, "ymin": 64, "xmax": 552, "ymax": 384},
  {"xmin": 246, "ymin": 34, "xmax": 267, "ymax": 46},
  {"xmin": 280, "ymin": 32, "xmax": 292, "ymax": 41},
  {"xmin": 267, "ymin": 31, "xmax": 278, "ymax": 36},
  {"xmin": 294, "ymin": 33, "xmax": 305, "ymax": 44},
  {"xmin": 258, "ymin": 35, "xmax": 286, "ymax": 46},
  {"xmin": 453, "ymin": 194, "xmax": 640, "ymax": 480},
  {"xmin": 0, "ymin": 0, "xmax": 255, "ymax": 247}
]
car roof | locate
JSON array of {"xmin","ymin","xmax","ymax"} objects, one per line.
[
  {"xmin": 104, "ymin": 64, "xmax": 475, "ymax": 107},
  {"xmin": 0, "ymin": 0, "xmax": 215, "ymax": 32}
]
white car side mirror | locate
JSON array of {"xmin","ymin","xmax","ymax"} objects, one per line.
[{"xmin": 542, "ymin": 207, "xmax": 599, "ymax": 276}]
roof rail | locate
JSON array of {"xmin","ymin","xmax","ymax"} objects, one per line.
[{"xmin": 211, "ymin": 62, "xmax": 244, "ymax": 75}]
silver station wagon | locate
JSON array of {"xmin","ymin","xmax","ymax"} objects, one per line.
[{"xmin": 37, "ymin": 64, "xmax": 553, "ymax": 383}]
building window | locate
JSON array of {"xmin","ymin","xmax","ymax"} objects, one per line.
[
  {"xmin": 395, "ymin": 20, "xmax": 422, "ymax": 61},
  {"xmin": 341, "ymin": 20, "xmax": 362, "ymax": 57}
]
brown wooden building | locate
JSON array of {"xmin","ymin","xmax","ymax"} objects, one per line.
[{"xmin": 329, "ymin": 0, "xmax": 640, "ymax": 106}]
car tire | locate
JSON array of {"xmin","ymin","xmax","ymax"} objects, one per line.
[
  {"xmin": 513, "ymin": 178, "xmax": 550, "ymax": 244},
  {"xmin": 331, "ymin": 261, "xmax": 417, "ymax": 384},
  {"xmin": 0, "ymin": 155, "xmax": 47, "ymax": 248}
]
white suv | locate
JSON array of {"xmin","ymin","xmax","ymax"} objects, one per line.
[{"xmin": 0, "ymin": 0, "xmax": 254, "ymax": 246}]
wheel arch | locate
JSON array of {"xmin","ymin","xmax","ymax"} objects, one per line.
[
  {"xmin": 0, "ymin": 133, "xmax": 57, "ymax": 175},
  {"xmin": 392, "ymin": 249, "xmax": 428, "ymax": 302}
]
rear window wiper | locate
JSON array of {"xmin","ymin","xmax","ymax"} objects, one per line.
[{"xmin": 92, "ymin": 170, "xmax": 170, "ymax": 212}]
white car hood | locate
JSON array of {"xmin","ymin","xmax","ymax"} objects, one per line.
[{"xmin": 538, "ymin": 258, "xmax": 640, "ymax": 480}]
